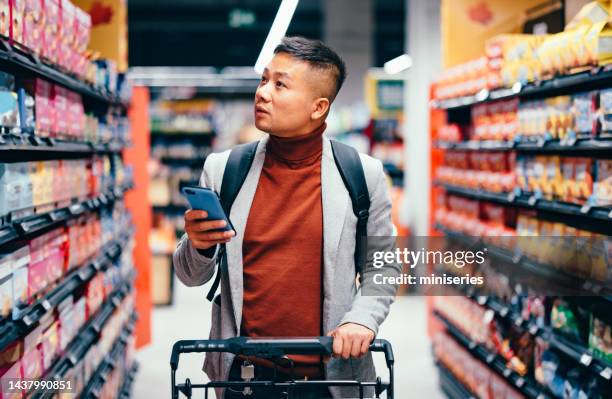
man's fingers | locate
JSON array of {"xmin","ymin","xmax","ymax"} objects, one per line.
[
  {"xmin": 190, "ymin": 238, "xmax": 230, "ymax": 249},
  {"xmin": 332, "ymin": 335, "xmax": 343, "ymax": 358},
  {"xmin": 186, "ymin": 220, "xmax": 227, "ymax": 233},
  {"xmin": 185, "ymin": 210, "xmax": 208, "ymax": 221},
  {"xmin": 350, "ymin": 337, "xmax": 363, "ymax": 358},
  {"xmin": 188, "ymin": 230, "xmax": 234, "ymax": 241},
  {"xmin": 360, "ymin": 336, "xmax": 370, "ymax": 357},
  {"xmin": 341, "ymin": 337, "xmax": 351, "ymax": 360}
]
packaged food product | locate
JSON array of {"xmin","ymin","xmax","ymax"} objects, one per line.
[
  {"xmin": 583, "ymin": 21, "xmax": 612, "ymax": 67},
  {"xmin": 573, "ymin": 92, "xmax": 598, "ymax": 137},
  {"xmin": 23, "ymin": 0, "xmax": 43, "ymax": 54},
  {"xmin": 41, "ymin": 320, "xmax": 59, "ymax": 372},
  {"xmin": 572, "ymin": 158, "xmax": 594, "ymax": 201},
  {"xmin": 53, "ymin": 85, "xmax": 69, "ymax": 136},
  {"xmin": 593, "ymin": 159, "xmax": 612, "ymax": 206},
  {"xmin": 0, "ymin": 254, "xmax": 12, "ymax": 318},
  {"xmin": 600, "ymin": 88, "xmax": 612, "ymax": 134},
  {"xmin": 10, "ymin": 246, "xmax": 29, "ymax": 319},
  {"xmin": 42, "ymin": 0, "xmax": 60, "ymax": 64},
  {"xmin": 589, "ymin": 305, "xmax": 612, "ymax": 363},
  {"xmin": 0, "ymin": 0, "xmax": 9, "ymax": 37},
  {"xmin": 9, "ymin": 0, "xmax": 24, "ymax": 45},
  {"xmin": 22, "ymin": 78, "xmax": 53, "ymax": 136},
  {"xmin": 0, "ymin": 359, "xmax": 22, "ymax": 399}
]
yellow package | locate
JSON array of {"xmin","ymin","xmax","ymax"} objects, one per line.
[
  {"xmin": 566, "ymin": 1, "xmax": 610, "ymax": 31},
  {"xmin": 584, "ymin": 21, "xmax": 612, "ymax": 66},
  {"xmin": 570, "ymin": 25, "xmax": 592, "ymax": 68}
]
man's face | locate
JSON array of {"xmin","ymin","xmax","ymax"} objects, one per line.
[{"xmin": 254, "ymin": 53, "xmax": 330, "ymax": 137}]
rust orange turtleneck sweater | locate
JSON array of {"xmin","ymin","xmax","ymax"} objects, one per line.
[{"xmin": 241, "ymin": 123, "xmax": 326, "ymax": 377}]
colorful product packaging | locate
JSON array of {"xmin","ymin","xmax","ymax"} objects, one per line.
[
  {"xmin": 0, "ymin": 1, "xmax": 9, "ymax": 37},
  {"xmin": 9, "ymin": 0, "xmax": 24, "ymax": 45},
  {"xmin": 593, "ymin": 159, "xmax": 612, "ymax": 206},
  {"xmin": 23, "ymin": 0, "xmax": 43, "ymax": 54},
  {"xmin": 0, "ymin": 254, "xmax": 12, "ymax": 318},
  {"xmin": 42, "ymin": 0, "xmax": 60, "ymax": 64}
]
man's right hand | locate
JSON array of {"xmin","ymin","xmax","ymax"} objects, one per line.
[{"xmin": 184, "ymin": 210, "xmax": 235, "ymax": 250}]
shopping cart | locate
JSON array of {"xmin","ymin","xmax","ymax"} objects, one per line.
[{"xmin": 170, "ymin": 337, "xmax": 394, "ymax": 399}]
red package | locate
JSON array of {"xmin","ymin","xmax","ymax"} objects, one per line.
[
  {"xmin": 42, "ymin": 0, "xmax": 60, "ymax": 64},
  {"xmin": 52, "ymin": 85, "xmax": 68, "ymax": 136},
  {"xmin": 9, "ymin": 0, "xmax": 24, "ymax": 45}
]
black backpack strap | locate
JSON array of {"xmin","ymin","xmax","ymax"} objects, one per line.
[
  {"xmin": 330, "ymin": 140, "xmax": 370, "ymax": 278},
  {"xmin": 206, "ymin": 141, "xmax": 259, "ymax": 302}
]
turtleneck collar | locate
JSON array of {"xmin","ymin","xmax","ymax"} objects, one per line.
[{"xmin": 267, "ymin": 123, "xmax": 326, "ymax": 165}]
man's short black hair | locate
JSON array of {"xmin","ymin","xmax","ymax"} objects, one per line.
[{"xmin": 274, "ymin": 36, "xmax": 346, "ymax": 101}]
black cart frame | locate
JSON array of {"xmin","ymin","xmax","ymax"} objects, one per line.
[{"xmin": 170, "ymin": 337, "xmax": 394, "ymax": 399}]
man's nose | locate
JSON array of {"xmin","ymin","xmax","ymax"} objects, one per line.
[{"xmin": 255, "ymin": 82, "xmax": 272, "ymax": 103}]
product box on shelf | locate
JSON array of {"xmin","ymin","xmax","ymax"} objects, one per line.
[
  {"xmin": 85, "ymin": 273, "xmax": 104, "ymax": 318},
  {"xmin": 52, "ymin": 85, "xmax": 68, "ymax": 136},
  {"xmin": 593, "ymin": 159, "xmax": 612, "ymax": 206},
  {"xmin": 22, "ymin": 79, "xmax": 53, "ymax": 136},
  {"xmin": 600, "ymin": 88, "xmax": 612, "ymax": 134},
  {"xmin": 10, "ymin": 246, "xmax": 28, "ymax": 320},
  {"xmin": 0, "ymin": 79, "xmax": 20, "ymax": 132},
  {"xmin": 59, "ymin": 0, "xmax": 75, "ymax": 71},
  {"xmin": 22, "ymin": 0, "xmax": 43, "ymax": 55},
  {"xmin": 57, "ymin": 296, "xmax": 74, "ymax": 352},
  {"xmin": 0, "ymin": 1, "xmax": 9, "ymax": 38},
  {"xmin": 573, "ymin": 92, "xmax": 598, "ymax": 137},
  {"xmin": 0, "ymin": 254, "xmax": 12, "ymax": 318},
  {"xmin": 589, "ymin": 305, "xmax": 612, "ymax": 363},
  {"xmin": 21, "ymin": 322, "xmax": 44, "ymax": 380},
  {"xmin": 41, "ymin": 318, "xmax": 59, "ymax": 372},
  {"xmin": 9, "ymin": 0, "xmax": 25, "ymax": 45},
  {"xmin": 42, "ymin": 0, "xmax": 60, "ymax": 64},
  {"xmin": 571, "ymin": 158, "xmax": 594, "ymax": 202},
  {"xmin": 0, "ymin": 359, "xmax": 22, "ymax": 399}
]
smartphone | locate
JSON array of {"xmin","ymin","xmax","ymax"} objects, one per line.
[{"xmin": 181, "ymin": 186, "xmax": 235, "ymax": 233}]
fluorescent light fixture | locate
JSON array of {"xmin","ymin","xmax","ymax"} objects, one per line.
[
  {"xmin": 383, "ymin": 54, "xmax": 413, "ymax": 75},
  {"xmin": 254, "ymin": 0, "xmax": 299, "ymax": 74}
]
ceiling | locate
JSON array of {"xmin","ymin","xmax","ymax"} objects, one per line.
[{"xmin": 128, "ymin": 0, "xmax": 404, "ymax": 68}]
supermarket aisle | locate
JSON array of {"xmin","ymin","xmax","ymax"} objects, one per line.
[{"xmin": 134, "ymin": 276, "xmax": 443, "ymax": 398}]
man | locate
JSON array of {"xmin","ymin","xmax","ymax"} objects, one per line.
[{"xmin": 173, "ymin": 36, "xmax": 399, "ymax": 399}]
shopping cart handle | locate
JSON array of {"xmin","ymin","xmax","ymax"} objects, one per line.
[
  {"xmin": 171, "ymin": 337, "xmax": 394, "ymax": 370},
  {"xmin": 369, "ymin": 339, "xmax": 394, "ymax": 366}
]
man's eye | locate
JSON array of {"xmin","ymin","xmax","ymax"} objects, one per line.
[
  {"xmin": 260, "ymin": 76, "xmax": 268, "ymax": 84},
  {"xmin": 276, "ymin": 81, "xmax": 285, "ymax": 88}
]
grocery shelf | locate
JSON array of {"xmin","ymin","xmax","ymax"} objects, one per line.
[
  {"xmin": 0, "ymin": 183, "xmax": 133, "ymax": 248},
  {"xmin": 437, "ymin": 363, "xmax": 476, "ymax": 399},
  {"xmin": 434, "ymin": 138, "xmax": 612, "ymax": 156},
  {"xmin": 0, "ymin": 39, "xmax": 125, "ymax": 108},
  {"xmin": 437, "ymin": 183, "xmax": 612, "ymax": 235},
  {"xmin": 434, "ymin": 311, "xmax": 549, "ymax": 399},
  {"xmin": 451, "ymin": 283, "xmax": 612, "ymax": 384},
  {"xmin": 435, "ymin": 224, "xmax": 612, "ymax": 299},
  {"xmin": 0, "ymin": 134, "xmax": 127, "ymax": 162},
  {"xmin": 0, "ymin": 234, "xmax": 130, "ymax": 353},
  {"xmin": 118, "ymin": 362, "xmax": 139, "ymax": 399},
  {"xmin": 30, "ymin": 274, "xmax": 135, "ymax": 399},
  {"xmin": 80, "ymin": 314, "xmax": 137, "ymax": 398},
  {"xmin": 435, "ymin": 65, "xmax": 612, "ymax": 110}
]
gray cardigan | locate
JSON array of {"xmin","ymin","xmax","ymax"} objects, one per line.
[{"xmin": 173, "ymin": 135, "xmax": 400, "ymax": 398}]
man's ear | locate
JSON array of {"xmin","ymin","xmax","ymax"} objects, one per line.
[{"xmin": 311, "ymin": 97, "xmax": 330, "ymax": 120}]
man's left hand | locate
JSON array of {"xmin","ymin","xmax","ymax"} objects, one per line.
[{"xmin": 327, "ymin": 323, "xmax": 375, "ymax": 359}]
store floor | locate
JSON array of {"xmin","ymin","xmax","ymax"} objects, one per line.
[{"xmin": 134, "ymin": 277, "xmax": 444, "ymax": 399}]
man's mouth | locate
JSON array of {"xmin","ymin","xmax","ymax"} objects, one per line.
[{"xmin": 255, "ymin": 106, "xmax": 269, "ymax": 115}]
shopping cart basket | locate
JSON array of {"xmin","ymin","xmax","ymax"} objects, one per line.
[{"xmin": 170, "ymin": 336, "xmax": 394, "ymax": 399}]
